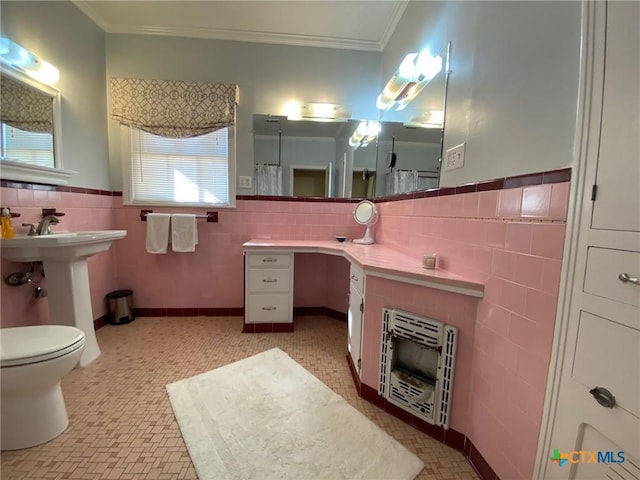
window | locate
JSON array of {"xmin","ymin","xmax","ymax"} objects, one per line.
[
  {"xmin": 123, "ymin": 126, "xmax": 236, "ymax": 207},
  {"xmin": 1, "ymin": 123, "xmax": 54, "ymax": 167}
]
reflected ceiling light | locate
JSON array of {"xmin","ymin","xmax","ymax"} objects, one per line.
[
  {"xmin": 349, "ymin": 120, "xmax": 381, "ymax": 148},
  {"xmin": 284, "ymin": 101, "xmax": 351, "ymax": 122},
  {"xmin": 403, "ymin": 110, "xmax": 445, "ymax": 128},
  {"xmin": 376, "ymin": 49, "xmax": 442, "ymax": 112},
  {"xmin": 0, "ymin": 37, "xmax": 60, "ymax": 85}
]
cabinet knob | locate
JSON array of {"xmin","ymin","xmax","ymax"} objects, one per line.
[
  {"xmin": 589, "ymin": 386, "xmax": 616, "ymax": 408},
  {"xmin": 618, "ymin": 272, "xmax": 639, "ymax": 285}
]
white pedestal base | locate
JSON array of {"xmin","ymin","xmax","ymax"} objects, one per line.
[{"xmin": 45, "ymin": 258, "xmax": 100, "ymax": 367}]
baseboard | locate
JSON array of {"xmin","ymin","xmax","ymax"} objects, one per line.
[
  {"xmin": 93, "ymin": 313, "xmax": 110, "ymax": 330},
  {"xmin": 293, "ymin": 306, "xmax": 346, "ymax": 322},
  {"xmin": 133, "ymin": 307, "xmax": 244, "ymax": 317},
  {"xmin": 242, "ymin": 322, "xmax": 294, "ymax": 333},
  {"xmin": 345, "ymin": 356, "xmax": 500, "ymax": 480}
]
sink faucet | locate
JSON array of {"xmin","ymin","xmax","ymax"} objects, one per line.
[{"xmin": 36, "ymin": 215, "xmax": 60, "ymax": 235}]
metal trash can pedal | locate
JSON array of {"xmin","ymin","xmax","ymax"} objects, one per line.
[{"xmin": 106, "ymin": 289, "xmax": 135, "ymax": 325}]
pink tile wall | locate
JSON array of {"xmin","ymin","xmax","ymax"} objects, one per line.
[
  {"xmin": 375, "ymin": 182, "xmax": 569, "ymax": 480},
  {"xmin": 0, "ymin": 187, "xmax": 118, "ymax": 327},
  {"xmin": 112, "ymin": 198, "xmax": 363, "ymax": 309}
]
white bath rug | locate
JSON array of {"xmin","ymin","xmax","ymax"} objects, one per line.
[{"xmin": 166, "ymin": 348, "xmax": 424, "ymax": 480}]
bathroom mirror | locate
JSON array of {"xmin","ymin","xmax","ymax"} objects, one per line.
[
  {"xmin": 253, "ymin": 115, "xmax": 378, "ymax": 198},
  {"xmin": 0, "ymin": 66, "xmax": 70, "ymax": 185}
]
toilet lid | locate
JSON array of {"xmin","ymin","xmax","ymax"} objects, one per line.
[{"xmin": 1, "ymin": 325, "xmax": 85, "ymax": 367}]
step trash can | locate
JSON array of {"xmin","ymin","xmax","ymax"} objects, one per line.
[{"xmin": 106, "ymin": 289, "xmax": 135, "ymax": 325}]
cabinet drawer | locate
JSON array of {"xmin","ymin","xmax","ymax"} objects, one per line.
[
  {"xmin": 584, "ymin": 247, "xmax": 640, "ymax": 307},
  {"xmin": 247, "ymin": 294, "xmax": 291, "ymax": 324},
  {"xmin": 247, "ymin": 253, "xmax": 291, "ymax": 268},
  {"xmin": 573, "ymin": 310, "xmax": 639, "ymax": 418},
  {"xmin": 248, "ymin": 268, "xmax": 291, "ymax": 293},
  {"xmin": 350, "ymin": 263, "xmax": 365, "ymax": 295}
]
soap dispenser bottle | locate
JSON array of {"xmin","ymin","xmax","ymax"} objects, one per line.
[{"xmin": 1, "ymin": 208, "xmax": 15, "ymax": 239}]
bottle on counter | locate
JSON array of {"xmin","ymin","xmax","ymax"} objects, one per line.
[{"xmin": 1, "ymin": 208, "xmax": 15, "ymax": 239}]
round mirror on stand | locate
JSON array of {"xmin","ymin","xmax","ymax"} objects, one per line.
[{"xmin": 353, "ymin": 200, "xmax": 378, "ymax": 245}]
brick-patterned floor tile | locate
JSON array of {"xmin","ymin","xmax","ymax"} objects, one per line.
[{"xmin": 1, "ymin": 316, "xmax": 478, "ymax": 480}]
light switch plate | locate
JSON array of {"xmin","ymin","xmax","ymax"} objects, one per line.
[
  {"xmin": 238, "ymin": 176, "xmax": 252, "ymax": 189},
  {"xmin": 444, "ymin": 143, "xmax": 465, "ymax": 171}
]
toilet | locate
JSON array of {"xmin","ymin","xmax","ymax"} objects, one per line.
[{"xmin": 1, "ymin": 325, "xmax": 85, "ymax": 450}]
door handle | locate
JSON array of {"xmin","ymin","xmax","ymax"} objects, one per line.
[
  {"xmin": 618, "ymin": 273, "xmax": 640, "ymax": 285},
  {"xmin": 589, "ymin": 386, "xmax": 616, "ymax": 408}
]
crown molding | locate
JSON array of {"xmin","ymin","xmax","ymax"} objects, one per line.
[
  {"xmin": 379, "ymin": 0, "xmax": 410, "ymax": 51},
  {"xmin": 72, "ymin": 1, "xmax": 111, "ymax": 31},
  {"xmin": 111, "ymin": 24, "xmax": 384, "ymax": 51}
]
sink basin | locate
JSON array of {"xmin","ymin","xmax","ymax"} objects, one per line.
[
  {"xmin": 0, "ymin": 230, "xmax": 127, "ymax": 262},
  {"xmin": 1, "ymin": 230, "xmax": 127, "ymax": 367}
]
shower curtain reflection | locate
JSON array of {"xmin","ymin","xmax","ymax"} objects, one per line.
[{"xmin": 256, "ymin": 164, "xmax": 282, "ymax": 195}]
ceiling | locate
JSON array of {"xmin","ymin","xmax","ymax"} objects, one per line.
[{"xmin": 73, "ymin": 0, "xmax": 408, "ymax": 51}]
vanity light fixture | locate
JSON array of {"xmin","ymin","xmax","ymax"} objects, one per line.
[
  {"xmin": 376, "ymin": 49, "xmax": 442, "ymax": 112},
  {"xmin": 284, "ymin": 101, "xmax": 351, "ymax": 122},
  {"xmin": 0, "ymin": 37, "xmax": 60, "ymax": 85},
  {"xmin": 403, "ymin": 110, "xmax": 445, "ymax": 129},
  {"xmin": 349, "ymin": 120, "xmax": 381, "ymax": 148}
]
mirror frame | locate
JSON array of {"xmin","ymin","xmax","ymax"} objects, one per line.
[{"xmin": 0, "ymin": 65, "xmax": 74, "ymax": 185}]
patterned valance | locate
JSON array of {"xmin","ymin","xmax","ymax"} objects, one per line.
[
  {"xmin": 110, "ymin": 78, "xmax": 239, "ymax": 138},
  {"xmin": 0, "ymin": 74, "xmax": 54, "ymax": 134}
]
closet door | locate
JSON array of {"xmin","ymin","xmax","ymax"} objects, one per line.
[{"xmin": 589, "ymin": 0, "xmax": 640, "ymax": 232}]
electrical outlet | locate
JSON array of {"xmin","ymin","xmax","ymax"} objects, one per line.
[
  {"xmin": 238, "ymin": 176, "xmax": 252, "ymax": 189},
  {"xmin": 444, "ymin": 143, "xmax": 465, "ymax": 171}
]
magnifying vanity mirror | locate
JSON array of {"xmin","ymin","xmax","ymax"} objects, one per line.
[{"xmin": 353, "ymin": 200, "xmax": 378, "ymax": 245}]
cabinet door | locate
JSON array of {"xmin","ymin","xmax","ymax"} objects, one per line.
[
  {"xmin": 591, "ymin": 1, "xmax": 640, "ymax": 232},
  {"xmin": 348, "ymin": 283, "xmax": 363, "ymax": 375}
]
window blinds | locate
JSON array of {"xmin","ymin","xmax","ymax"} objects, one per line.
[{"xmin": 129, "ymin": 127, "xmax": 230, "ymax": 205}]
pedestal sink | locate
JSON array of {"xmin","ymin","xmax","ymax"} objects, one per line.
[{"xmin": 1, "ymin": 230, "xmax": 127, "ymax": 367}]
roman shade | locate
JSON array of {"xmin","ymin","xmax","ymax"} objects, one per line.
[
  {"xmin": 110, "ymin": 78, "xmax": 239, "ymax": 138},
  {"xmin": 0, "ymin": 74, "xmax": 53, "ymax": 134}
]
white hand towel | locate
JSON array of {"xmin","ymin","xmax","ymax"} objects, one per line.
[
  {"xmin": 145, "ymin": 213, "xmax": 171, "ymax": 254},
  {"xmin": 171, "ymin": 214, "xmax": 198, "ymax": 252}
]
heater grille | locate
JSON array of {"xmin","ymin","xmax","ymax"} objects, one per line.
[{"xmin": 379, "ymin": 308, "xmax": 458, "ymax": 429}]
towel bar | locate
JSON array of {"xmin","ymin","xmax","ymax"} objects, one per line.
[{"xmin": 140, "ymin": 210, "xmax": 218, "ymax": 223}]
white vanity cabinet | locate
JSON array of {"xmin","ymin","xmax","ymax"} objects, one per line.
[
  {"xmin": 244, "ymin": 252, "xmax": 294, "ymax": 324},
  {"xmin": 348, "ymin": 263, "xmax": 365, "ymax": 376}
]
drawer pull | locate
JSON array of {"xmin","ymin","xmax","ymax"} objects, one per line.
[
  {"xmin": 351, "ymin": 275, "xmax": 359, "ymax": 281},
  {"xmin": 262, "ymin": 278, "xmax": 277, "ymax": 283},
  {"xmin": 589, "ymin": 386, "xmax": 616, "ymax": 409},
  {"xmin": 262, "ymin": 258, "xmax": 277, "ymax": 263},
  {"xmin": 262, "ymin": 306, "xmax": 277, "ymax": 311},
  {"xmin": 618, "ymin": 273, "xmax": 639, "ymax": 285}
]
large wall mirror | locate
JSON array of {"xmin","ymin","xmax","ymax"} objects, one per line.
[
  {"xmin": 0, "ymin": 66, "xmax": 70, "ymax": 185},
  {"xmin": 251, "ymin": 42, "xmax": 450, "ymax": 199}
]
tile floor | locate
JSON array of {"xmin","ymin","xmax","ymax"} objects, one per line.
[{"xmin": 1, "ymin": 316, "xmax": 478, "ymax": 480}]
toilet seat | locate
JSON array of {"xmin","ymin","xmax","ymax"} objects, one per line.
[{"xmin": 1, "ymin": 325, "xmax": 86, "ymax": 368}]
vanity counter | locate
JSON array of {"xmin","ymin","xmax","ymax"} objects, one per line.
[{"xmin": 243, "ymin": 240, "xmax": 484, "ymax": 298}]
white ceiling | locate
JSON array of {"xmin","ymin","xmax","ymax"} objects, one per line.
[{"xmin": 73, "ymin": 0, "xmax": 408, "ymax": 51}]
